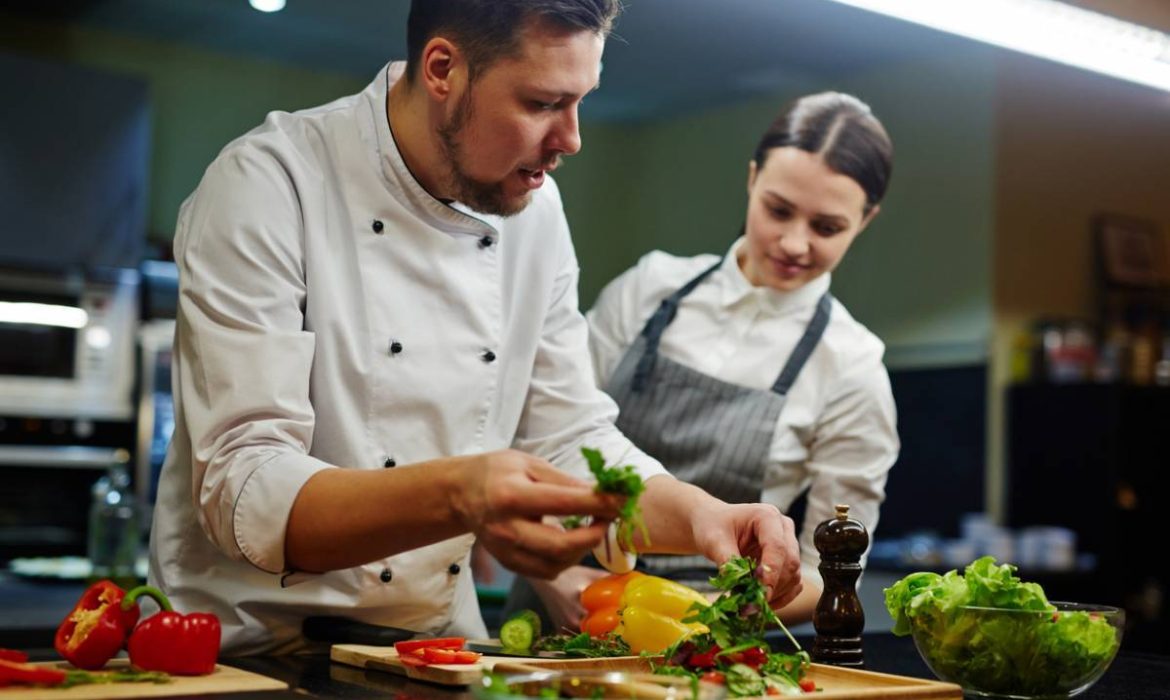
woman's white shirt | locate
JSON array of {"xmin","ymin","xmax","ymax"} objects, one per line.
[{"xmin": 587, "ymin": 240, "xmax": 898, "ymax": 588}]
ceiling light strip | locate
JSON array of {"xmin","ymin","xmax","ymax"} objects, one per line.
[{"xmin": 822, "ymin": 0, "xmax": 1170, "ymax": 92}]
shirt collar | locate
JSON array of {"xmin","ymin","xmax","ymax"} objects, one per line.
[
  {"xmin": 361, "ymin": 62, "xmax": 497, "ymax": 237},
  {"xmin": 718, "ymin": 236, "xmax": 831, "ymax": 315}
]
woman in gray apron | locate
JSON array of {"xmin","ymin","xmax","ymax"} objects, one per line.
[{"xmin": 504, "ymin": 91, "xmax": 898, "ymax": 633}]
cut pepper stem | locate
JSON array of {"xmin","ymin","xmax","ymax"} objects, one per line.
[{"xmin": 121, "ymin": 586, "xmax": 174, "ymax": 613}]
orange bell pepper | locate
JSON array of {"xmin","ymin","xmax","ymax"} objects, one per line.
[{"xmin": 579, "ymin": 572, "xmax": 644, "ymax": 637}]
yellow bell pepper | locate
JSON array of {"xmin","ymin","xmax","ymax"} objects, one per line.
[
  {"xmin": 620, "ymin": 576, "xmax": 710, "ymax": 620},
  {"xmin": 614, "ymin": 576, "xmax": 710, "ymax": 654}
]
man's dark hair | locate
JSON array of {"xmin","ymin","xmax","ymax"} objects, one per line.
[
  {"xmin": 406, "ymin": 0, "xmax": 622, "ymax": 83},
  {"xmin": 753, "ymin": 92, "xmax": 894, "ymax": 214}
]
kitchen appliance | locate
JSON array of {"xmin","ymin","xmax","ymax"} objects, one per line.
[
  {"xmin": 0, "ymin": 267, "xmax": 138, "ymax": 420},
  {"xmin": 0, "ymin": 267, "xmax": 139, "ymax": 561}
]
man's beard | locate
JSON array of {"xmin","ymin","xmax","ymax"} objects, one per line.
[{"xmin": 437, "ymin": 88, "xmax": 531, "ymax": 217}]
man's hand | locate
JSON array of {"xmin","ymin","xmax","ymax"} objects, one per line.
[
  {"xmin": 691, "ymin": 501, "xmax": 802, "ymax": 609},
  {"xmin": 530, "ymin": 565, "xmax": 608, "ymax": 632},
  {"xmin": 451, "ymin": 450, "xmax": 622, "ymax": 579}
]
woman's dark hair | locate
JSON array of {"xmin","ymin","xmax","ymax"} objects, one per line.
[
  {"xmin": 753, "ymin": 92, "xmax": 893, "ymax": 213},
  {"xmin": 406, "ymin": 0, "xmax": 622, "ymax": 84}
]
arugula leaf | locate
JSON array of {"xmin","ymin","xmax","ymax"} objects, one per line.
[
  {"xmin": 656, "ymin": 557, "xmax": 809, "ymax": 697},
  {"xmin": 533, "ymin": 632, "xmax": 632, "ymax": 658},
  {"xmin": 579, "ymin": 447, "xmax": 649, "ymax": 553},
  {"xmin": 683, "ymin": 555, "xmax": 800, "ymax": 653}
]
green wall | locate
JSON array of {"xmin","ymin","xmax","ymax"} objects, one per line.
[{"xmin": 0, "ymin": 15, "xmax": 365, "ymax": 244}]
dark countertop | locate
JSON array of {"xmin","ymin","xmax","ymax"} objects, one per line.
[
  {"xmin": 3, "ymin": 575, "xmax": 1166, "ymax": 699},
  {"xmin": 10, "ymin": 633, "xmax": 1168, "ymax": 700}
]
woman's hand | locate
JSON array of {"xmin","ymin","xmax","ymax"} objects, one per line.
[
  {"xmin": 451, "ymin": 450, "xmax": 622, "ymax": 579},
  {"xmin": 692, "ymin": 501, "xmax": 802, "ymax": 608},
  {"xmin": 529, "ymin": 565, "xmax": 609, "ymax": 632}
]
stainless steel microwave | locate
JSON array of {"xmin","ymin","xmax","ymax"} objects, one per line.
[{"xmin": 0, "ymin": 268, "xmax": 138, "ymax": 420}]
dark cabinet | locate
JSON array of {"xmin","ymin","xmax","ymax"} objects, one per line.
[{"xmin": 1006, "ymin": 384, "xmax": 1168, "ymax": 651}]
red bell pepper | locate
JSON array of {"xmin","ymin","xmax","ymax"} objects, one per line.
[
  {"xmin": 54, "ymin": 580, "xmax": 140, "ymax": 670},
  {"xmin": 122, "ymin": 585, "xmax": 221, "ymax": 676},
  {"xmin": 0, "ymin": 658, "xmax": 67, "ymax": 687}
]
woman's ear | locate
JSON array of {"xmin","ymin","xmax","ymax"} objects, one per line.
[
  {"xmin": 746, "ymin": 160, "xmax": 759, "ymax": 195},
  {"xmin": 857, "ymin": 204, "xmax": 882, "ymax": 235}
]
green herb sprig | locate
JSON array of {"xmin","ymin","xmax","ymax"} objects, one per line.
[
  {"xmin": 61, "ymin": 669, "xmax": 172, "ymax": 688},
  {"xmin": 533, "ymin": 631, "xmax": 632, "ymax": 658},
  {"xmin": 654, "ymin": 557, "xmax": 810, "ymax": 697},
  {"xmin": 686, "ymin": 556, "xmax": 801, "ymax": 652},
  {"xmin": 580, "ymin": 447, "xmax": 649, "ymax": 553}
]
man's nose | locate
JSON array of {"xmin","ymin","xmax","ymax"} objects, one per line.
[{"xmin": 549, "ymin": 105, "xmax": 581, "ymax": 156}]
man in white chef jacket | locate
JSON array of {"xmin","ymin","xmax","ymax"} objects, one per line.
[{"xmin": 149, "ymin": 0, "xmax": 804, "ymax": 655}]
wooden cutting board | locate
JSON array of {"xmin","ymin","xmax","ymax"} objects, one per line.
[
  {"xmin": 331, "ymin": 644, "xmax": 962, "ymax": 698},
  {"xmin": 0, "ymin": 659, "xmax": 288, "ymax": 699}
]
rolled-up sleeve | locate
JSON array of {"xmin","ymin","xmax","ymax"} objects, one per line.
[
  {"xmin": 174, "ymin": 144, "xmax": 333, "ymax": 574},
  {"xmin": 511, "ymin": 231, "xmax": 667, "ymax": 485}
]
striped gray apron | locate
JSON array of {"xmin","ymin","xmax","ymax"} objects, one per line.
[
  {"xmin": 608, "ymin": 260, "xmax": 831, "ymax": 586},
  {"xmin": 502, "ymin": 261, "xmax": 830, "ymax": 623}
]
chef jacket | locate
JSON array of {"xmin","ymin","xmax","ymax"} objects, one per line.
[
  {"xmin": 148, "ymin": 61, "xmax": 668, "ymax": 655},
  {"xmin": 587, "ymin": 239, "xmax": 898, "ymax": 589}
]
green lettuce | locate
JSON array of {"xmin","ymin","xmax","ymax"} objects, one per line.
[{"xmin": 884, "ymin": 557, "xmax": 1120, "ymax": 695}]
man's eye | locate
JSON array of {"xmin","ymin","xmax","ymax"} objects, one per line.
[
  {"xmin": 815, "ymin": 224, "xmax": 843, "ymax": 236},
  {"xmin": 770, "ymin": 208, "xmax": 792, "ymax": 220},
  {"xmin": 531, "ymin": 100, "xmax": 557, "ymax": 111}
]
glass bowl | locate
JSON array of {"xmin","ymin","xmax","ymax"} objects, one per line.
[
  {"xmin": 909, "ymin": 602, "xmax": 1124, "ymax": 699},
  {"xmin": 474, "ymin": 669, "xmax": 727, "ymax": 700}
]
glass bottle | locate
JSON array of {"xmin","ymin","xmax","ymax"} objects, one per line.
[{"xmin": 87, "ymin": 450, "xmax": 140, "ymax": 588}]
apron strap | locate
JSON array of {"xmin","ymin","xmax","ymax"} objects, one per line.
[
  {"xmin": 771, "ymin": 291, "xmax": 833, "ymax": 395},
  {"xmin": 632, "ymin": 260, "xmax": 723, "ymax": 392}
]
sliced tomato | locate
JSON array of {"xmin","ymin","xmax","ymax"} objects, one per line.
[
  {"xmin": 421, "ymin": 648, "xmax": 458, "ymax": 664},
  {"xmin": 450, "ymin": 651, "xmax": 482, "ymax": 664},
  {"xmin": 394, "ymin": 637, "xmax": 466, "ymax": 655},
  {"xmin": 699, "ymin": 671, "xmax": 725, "ymax": 685},
  {"xmin": 687, "ymin": 645, "xmax": 721, "ymax": 669},
  {"xmin": 398, "ymin": 653, "xmax": 428, "ymax": 668},
  {"xmin": 0, "ymin": 650, "xmax": 29, "ymax": 664},
  {"xmin": 765, "ymin": 687, "xmax": 781, "ymax": 696},
  {"xmin": 799, "ymin": 678, "xmax": 817, "ymax": 693},
  {"xmin": 739, "ymin": 646, "xmax": 768, "ymax": 669},
  {"xmin": 420, "ymin": 647, "xmax": 481, "ymax": 665}
]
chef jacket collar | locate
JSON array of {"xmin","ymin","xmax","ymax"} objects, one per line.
[
  {"xmin": 718, "ymin": 236, "xmax": 831, "ymax": 316},
  {"xmin": 363, "ymin": 62, "xmax": 500, "ymax": 239}
]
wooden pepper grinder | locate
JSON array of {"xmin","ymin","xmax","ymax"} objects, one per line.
[{"xmin": 812, "ymin": 503, "xmax": 868, "ymax": 667}]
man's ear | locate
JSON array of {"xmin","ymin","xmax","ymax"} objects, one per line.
[
  {"xmin": 746, "ymin": 160, "xmax": 758, "ymax": 196},
  {"xmin": 419, "ymin": 37, "xmax": 465, "ymax": 103}
]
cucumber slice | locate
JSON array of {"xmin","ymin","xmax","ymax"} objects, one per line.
[{"xmin": 499, "ymin": 609, "xmax": 542, "ymax": 650}]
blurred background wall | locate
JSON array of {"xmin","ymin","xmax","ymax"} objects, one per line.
[{"xmin": 1, "ymin": 0, "xmax": 1167, "ymax": 646}]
